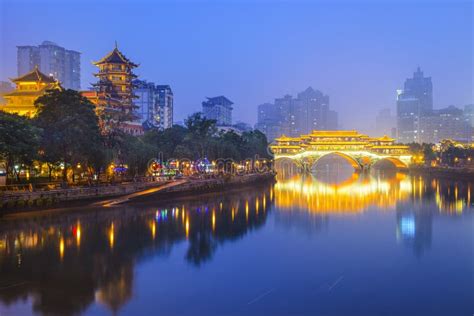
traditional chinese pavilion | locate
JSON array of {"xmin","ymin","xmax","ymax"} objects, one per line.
[
  {"xmin": 85, "ymin": 44, "xmax": 143, "ymax": 135},
  {"xmin": 1, "ymin": 66, "xmax": 61, "ymax": 118}
]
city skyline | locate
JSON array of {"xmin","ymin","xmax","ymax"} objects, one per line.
[{"xmin": 0, "ymin": 0, "xmax": 472, "ymax": 133}]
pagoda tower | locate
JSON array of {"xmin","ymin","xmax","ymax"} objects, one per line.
[{"xmin": 90, "ymin": 44, "xmax": 142, "ymax": 135}]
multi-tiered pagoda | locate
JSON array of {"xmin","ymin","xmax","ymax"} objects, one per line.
[{"xmin": 86, "ymin": 44, "xmax": 142, "ymax": 135}]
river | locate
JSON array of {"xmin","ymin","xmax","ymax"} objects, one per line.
[{"xmin": 0, "ymin": 169, "xmax": 473, "ymax": 315}]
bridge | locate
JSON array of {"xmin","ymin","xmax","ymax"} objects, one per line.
[{"xmin": 270, "ymin": 130, "xmax": 412, "ymax": 171}]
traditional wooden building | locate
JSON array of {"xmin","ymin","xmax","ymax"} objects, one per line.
[
  {"xmin": 0, "ymin": 66, "xmax": 61, "ymax": 117},
  {"xmin": 83, "ymin": 45, "xmax": 143, "ymax": 135}
]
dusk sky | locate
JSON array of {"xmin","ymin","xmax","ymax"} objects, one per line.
[{"xmin": 1, "ymin": 0, "xmax": 472, "ymax": 133}]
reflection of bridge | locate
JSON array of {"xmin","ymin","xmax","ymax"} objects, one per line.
[{"xmin": 270, "ymin": 130, "xmax": 412, "ymax": 171}]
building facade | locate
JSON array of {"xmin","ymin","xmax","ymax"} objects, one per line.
[
  {"xmin": 133, "ymin": 80, "xmax": 155, "ymax": 125},
  {"xmin": 17, "ymin": 41, "xmax": 80, "ymax": 90},
  {"xmin": 202, "ymin": 96, "xmax": 233, "ymax": 126},
  {"xmin": 418, "ymin": 106, "xmax": 472, "ymax": 143},
  {"xmin": 0, "ymin": 67, "xmax": 61, "ymax": 117},
  {"xmin": 396, "ymin": 67, "xmax": 433, "ymax": 143},
  {"xmin": 84, "ymin": 46, "xmax": 142, "ymax": 136},
  {"xmin": 255, "ymin": 87, "xmax": 338, "ymax": 142},
  {"xmin": 376, "ymin": 108, "xmax": 397, "ymax": 139},
  {"xmin": 156, "ymin": 85, "xmax": 174, "ymax": 130}
]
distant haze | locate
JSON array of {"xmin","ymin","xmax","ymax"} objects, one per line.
[{"xmin": 1, "ymin": 0, "xmax": 472, "ymax": 134}]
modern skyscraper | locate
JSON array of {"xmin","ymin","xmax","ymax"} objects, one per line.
[
  {"xmin": 156, "ymin": 85, "xmax": 174, "ymax": 130},
  {"xmin": 134, "ymin": 80, "xmax": 156, "ymax": 125},
  {"xmin": 17, "ymin": 41, "xmax": 80, "ymax": 90},
  {"xmin": 255, "ymin": 87, "xmax": 338, "ymax": 142},
  {"xmin": 376, "ymin": 108, "xmax": 397, "ymax": 138},
  {"xmin": 202, "ymin": 96, "xmax": 233, "ymax": 126},
  {"xmin": 255, "ymin": 103, "xmax": 283, "ymax": 142},
  {"xmin": 132, "ymin": 81, "xmax": 174, "ymax": 130},
  {"xmin": 296, "ymin": 87, "xmax": 330, "ymax": 133},
  {"xmin": 396, "ymin": 67, "xmax": 433, "ymax": 143},
  {"xmin": 418, "ymin": 106, "xmax": 472, "ymax": 143}
]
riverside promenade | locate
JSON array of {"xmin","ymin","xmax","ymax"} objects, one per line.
[{"xmin": 0, "ymin": 173, "xmax": 276, "ymax": 213}]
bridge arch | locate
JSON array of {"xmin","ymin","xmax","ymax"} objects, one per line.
[
  {"xmin": 311, "ymin": 152, "xmax": 362, "ymax": 171},
  {"xmin": 274, "ymin": 157, "xmax": 304, "ymax": 176},
  {"xmin": 372, "ymin": 157, "xmax": 408, "ymax": 169}
]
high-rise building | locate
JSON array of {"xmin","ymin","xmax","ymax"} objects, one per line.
[
  {"xmin": 202, "ymin": 96, "xmax": 233, "ymax": 126},
  {"xmin": 132, "ymin": 81, "xmax": 174, "ymax": 130},
  {"xmin": 296, "ymin": 87, "xmax": 330, "ymax": 133},
  {"xmin": 17, "ymin": 41, "xmax": 80, "ymax": 90},
  {"xmin": 418, "ymin": 106, "xmax": 472, "ymax": 143},
  {"xmin": 255, "ymin": 87, "xmax": 338, "ymax": 142},
  {"xmin": 133, "ymin": 80, "xmax": 155, "ymax": 125},
  {"xmin": 255, "ymin": 103, "xmax": 283, "ymax": 142},
  {"xmin": 396, "ymin": 67, "xmax": 433, "ymax": 143},
  {"xmin": 376, "ymin": 108, "xmax": 396, "ymax": 138},
  {"xmin": 156, "ymin": 85, "xmax": 173, "ymax": 130}
]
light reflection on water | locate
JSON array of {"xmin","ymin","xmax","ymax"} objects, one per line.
[{"xmin": 0, "ymin": 169, "xmax": 473, "ymax": 316}]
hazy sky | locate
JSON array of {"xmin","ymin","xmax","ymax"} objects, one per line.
[{"xmin": 1, "ymin": 0, "xmax": 472, "ymax": 133}]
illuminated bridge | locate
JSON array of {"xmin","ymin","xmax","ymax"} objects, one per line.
[{"xmin": 270, "ymin": 130, "xmax": 412, "ymax": 171}]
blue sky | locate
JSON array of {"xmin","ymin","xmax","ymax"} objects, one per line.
[{"xmin": 0, "ymin": 0, "xmax": 472, "ymax": 132}]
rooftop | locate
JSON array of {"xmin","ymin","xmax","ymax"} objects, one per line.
[
  {"xmin": 10, "ymin": 67, "xmax": 57, "ymax": 84},
  {"xmin": 93, "ymin": 46, "xmax": 138, "ymax": 67}
]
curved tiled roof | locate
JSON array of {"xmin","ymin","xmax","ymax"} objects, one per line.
[
  {"xmin": 93, "ymin": 47, "xmax": 138, "ymax": 67},
  {"xmin": 11, "ymin": 67, "xmax": 56, "ymax": 83}
]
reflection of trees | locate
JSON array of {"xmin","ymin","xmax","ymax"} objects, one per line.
[{"xmin": 0, "ymin": 184, "xmax": 272, "ymax": 315}]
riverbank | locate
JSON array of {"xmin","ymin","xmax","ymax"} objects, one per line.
[
  {"xmin": 127, "ymin": 172, "xmax": 276, "ymax": 203},
  {"xmin": 409, "ymin": 166, "xmax": 474, "ymax": 181},
  {"xmin": 0, "ymin": 173, "xmax": 276, "ymax": 213}
]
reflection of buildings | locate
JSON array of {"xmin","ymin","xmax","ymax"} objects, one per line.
[
  {"xmin": 396, "ymin": 204, "xmax": 433, "ymax": 256},
  {"xmin": 0, "ymin": 185, "xmax": 272, "ymax": 315},
  {"xmin": 274, "ymin": 169, "xmax": 473, "ymax": 215},
  {"xmin": 274, "ymin": 172, "xmax": 412, "ymax": 213}
]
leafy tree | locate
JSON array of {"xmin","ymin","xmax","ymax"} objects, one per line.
[
  {"xmin": 0, "ymin": 111, "xmax": 41, "ymax": 182},
  {"xmin": 184, "ymin": 112, "xmax": 217, "ymax": 159},
  {"xmin": 34, "ymin": 89, "xmax": 103, "ymax": 182}
]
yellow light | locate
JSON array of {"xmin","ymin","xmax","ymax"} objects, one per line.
[
  {"xmin": 151, "ymin": 221, "xmax": 156, "ymax": 239},
  {"xmin": 212, "ymin": 212, "xmax": 216, "ymax": 231},
  {"xmin": 59, "ymin": 237, "xmax": 65, "ymax": 260},
  {"xmin": 76, "ymin": 224, "xmax": 81, "ymax": 247},
  {"xmin": 185, "ymin": 219, "xmax": 190, "ymax": 238},
  {"xmin": 109, "ymin": 223, "xmax": 115, "ymax": 249},
  {"xmin": 245, "ymin": 201, "xmax": 249, "ymax": 221}
]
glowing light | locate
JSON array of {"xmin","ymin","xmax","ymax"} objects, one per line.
[
  {"xmin": 185, "ymin": 219, "xmax": 190, "ymax": 238},
  {"xmin": 245, "ymin": 201, "xmax": 249, "ymax": 221},
  {"xmin": 59, "ymin": 237, "xmax": 65, "ymax": 260},
  {"xmin": 151, "ymin": 221, "xmax": 156, "ymax": 239},
  {"xmin": 109, "ymin": 223, "xmax": 115, "ymax": 249},
  {"xmin": 212, "ymin": 212, "xmax": 216, "ymax": 231},
  {"xmin": 76, "ymin": 224, "xmax": 81, "ymax": 247}
]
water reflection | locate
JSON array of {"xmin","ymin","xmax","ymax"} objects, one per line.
[
  {"xmin": 0, "ymin": 172, "xmax": 472, "ymax": 316},
  {"xmin": 0, "ymin": 185, "xmax": 272, "ymax": 315},
  {"xmin": 274, "ymin": 169, "xmax": 473, "ymax": 214}
]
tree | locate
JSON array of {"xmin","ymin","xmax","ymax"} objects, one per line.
[
  {"xmin": 34, "ymin": 89, "xmax": 104, "ymax": 183},
  {"xmin": 184, "ymin": 113, "xmax": 217, "ymax": 159},
  {"xmin": 0, "ymin": 111, "xmax": 41, "ymax": 182}
]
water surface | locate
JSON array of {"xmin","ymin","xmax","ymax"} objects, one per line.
[{"xmin": 0, "ymin": 170, "xmax": 473, "ymax": 315}]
